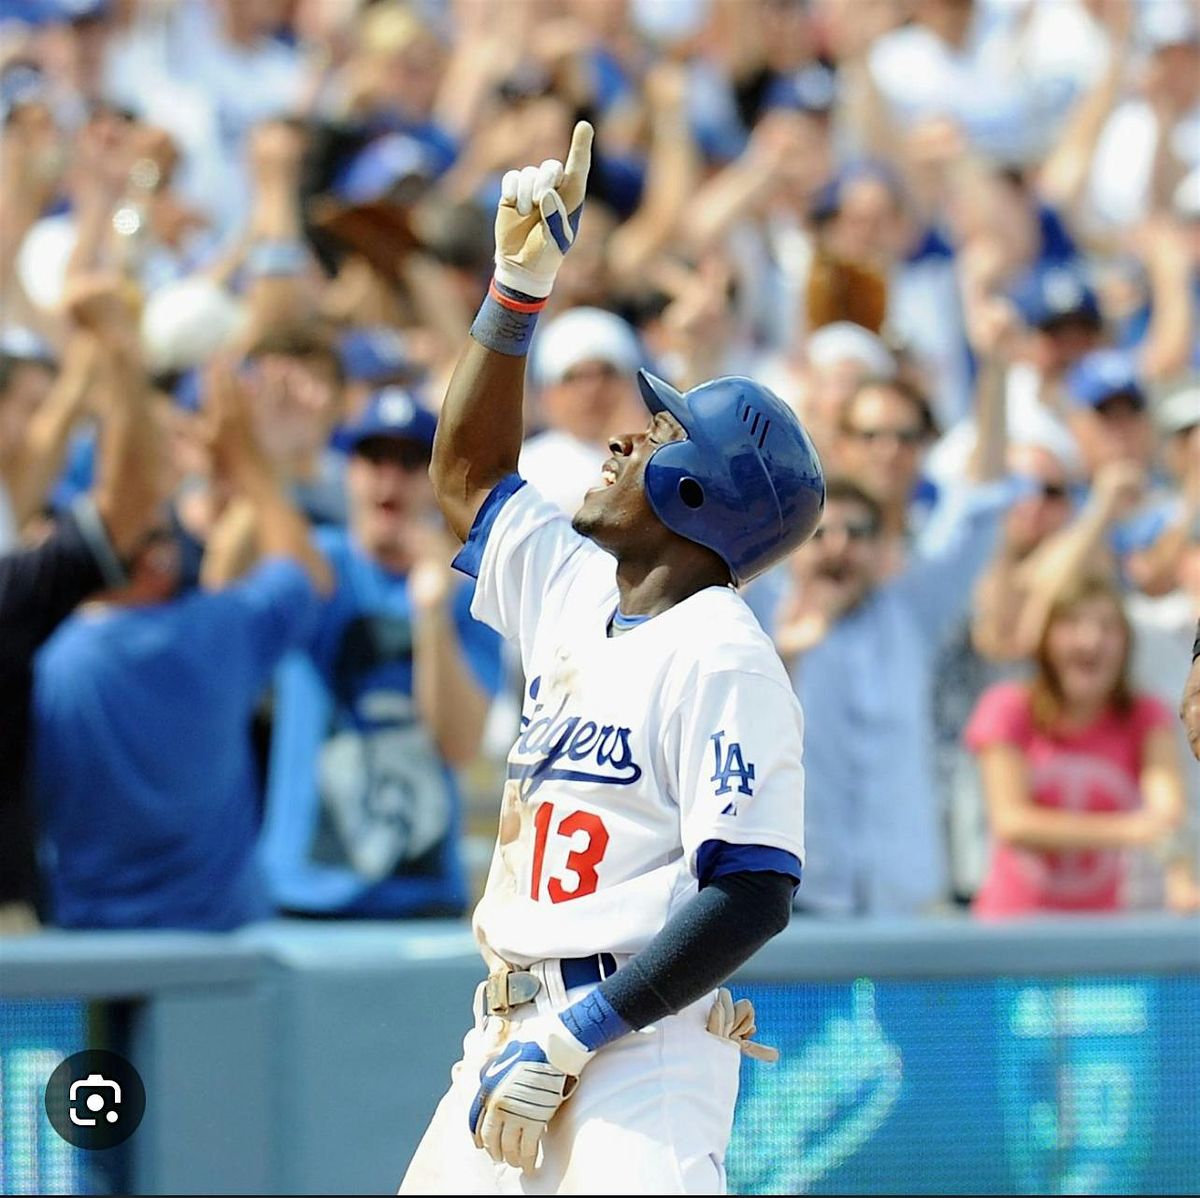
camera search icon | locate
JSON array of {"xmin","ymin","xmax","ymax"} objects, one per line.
[{"xmin": 46, "ymin": 1051, "xmax": 145, "ymax": 1149}]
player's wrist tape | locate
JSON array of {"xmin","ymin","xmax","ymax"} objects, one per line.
[
  {"xmin": 557, "ymin": 989, "xmax": 631, "ymax": 1064},
  {"xmin": 470, "ymin": 278, "xmax": 548, "ymax": 357},
  {"xmin": 1193, "ymin": 619, "xmax": 1199, "ymax": 661}
]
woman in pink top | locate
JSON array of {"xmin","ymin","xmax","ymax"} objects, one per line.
[{"xmin": 965, "ymin": 575, "xmax": 1185, "ymax": 918}]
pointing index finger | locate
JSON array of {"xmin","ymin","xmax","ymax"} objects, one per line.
[{"xmin": 560, "ymin": 121, "xmax": 594, "ymax": 207}]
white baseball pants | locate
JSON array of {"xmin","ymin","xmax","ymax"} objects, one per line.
[{"xmin": 398, "ymin": 968, "xmax": 740, "ymax": 1195}]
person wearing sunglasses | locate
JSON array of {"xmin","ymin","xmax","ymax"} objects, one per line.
[
  {"xmin": 835, "ymin": 375, "xmax": 938, "ymax": 575},
  {"xmin": 774, "ymin": 462, "xmax": 1013, "ymax": 918}
]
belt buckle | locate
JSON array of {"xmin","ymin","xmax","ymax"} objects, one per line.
[
  {"xmin": 485, "ymin": 966, "xmax": 542, "ymax": 1015},
  {"xmin": 485, "ymin": 968, "xmax": 513, "ymax": 1015}
]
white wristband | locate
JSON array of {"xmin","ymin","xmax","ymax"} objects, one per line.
[{"xmin": 493, "ymin": 258, "xmax": 555, "ymax": 299}]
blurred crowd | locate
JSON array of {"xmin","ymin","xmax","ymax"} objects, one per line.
[{"xmin": 1, "ymin": 0, "xmax": 1198, "ymax": 935}]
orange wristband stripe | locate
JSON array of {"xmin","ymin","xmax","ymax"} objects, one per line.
[{"xmin": 488, "ymin": 280, "xmax": 548, "ymax": 314}]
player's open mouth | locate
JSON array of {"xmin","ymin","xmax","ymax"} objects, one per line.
[{"xmin": 587, "ymin": 460, "xmax": 620, "ymax": 494}]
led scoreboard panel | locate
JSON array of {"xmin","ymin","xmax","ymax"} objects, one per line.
[{"xmin": 728, "ymin": 975, "xmax": 1200, "ymax": 1195}]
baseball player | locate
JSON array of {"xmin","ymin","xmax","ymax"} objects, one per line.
[{"xmin": 399, "ymin": 122, "xmax": 824, "ymax": 1195}]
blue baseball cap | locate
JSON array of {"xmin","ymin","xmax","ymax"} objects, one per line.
[
  {"xmin": 1010, "ymin": 265, "xmax": 1101, "ymax": 330},
  {"xmin": 333, "ymin": 386, "xmax": 437, "ymax": 454},
  {"xmin": 332, "ymin": 134, "xmax": 434, "ymax": 205},
  {"xmin": 339, "ymin": 327, "xmax": 419, "ymax": 384},
  {"xmin": 1066, "ymin": 350, "xmax": 1146, "ymax": 410}
]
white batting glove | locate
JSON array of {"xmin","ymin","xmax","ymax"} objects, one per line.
[
  {"xmin": 468, "ymin": 1013, "xmax": 593, "ymax": 1172},
  {"xmin": 492, "ymin": 121, "xmax": 593, "ymax": 299}
]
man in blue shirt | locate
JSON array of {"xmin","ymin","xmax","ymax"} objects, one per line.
[
  {"xmin": 31, "ymin": 363, "xmax": 330, "ymax": 931},
  {"xmin": 261, "ymin": 388, "xmax": 503, "ymax": 918},
  {"xmin": 2, "ymin": 280, "xmax": 161, "ymax": 931},
  {"xmin": 774, "ymin": 475, "xmax": 1015, "ymax": 915}
]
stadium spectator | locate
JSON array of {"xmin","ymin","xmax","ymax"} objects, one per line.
[
  {"xmin": 864, "ymin": 0, "xmax": 1108, "ymax": 165},
  {"xmin": 753, "ymin": 319, "xmax": 898, "ymax": 471},
  {"xmin": 629, "ymin": 250, "xmax": 752, "ymax": 395},
  {"xmin": 971, "ymin": 458, "xmax": 1144, "ymax": 663},
  {"xmin": 1, "ymin": 0, "xmax": 1194, "ymax": 930},
  {"xmin": 925, "ymin": 261, "xmax": 1104, "ymax": 492},
  {"xmin": 835, "ymin": 375, "xmax": 938, "ymax": 573},
  {"xmin": 965, "ymin": 574, "xmax": 1187, "ymax": 919},
  {"xmin": 241, "ymin": 326, "xmax": 349, "ymax": 527},
  {"xmin": 1063, "ymin": 350, "xmax": 1181, "ymax": 594},
  {"xmin": 774, "ymin": 468, "xmax": 1012, "ymax": 917},
  {"xmin": 30, "ymin": 362, "xmax": 330, "ymax": 931},
  {"xmin": 518, "ymin": 306, "xmax": 644, "ymax": 515},
  {"xmin": 253, "ymin": 388, "xmax": 503, "ymax": 918},
  {"xmin": 0, "ymin": 277, "xmax": 160, "ymax": 934},
  {"xmin": 1117, "ymin": 373, "xmax": 1200, "ymax": 593},
  {"xmin": 0, "ymin": 327, "xmax": 70, "ymax": 550},
  {"xmin": 339, "ymin": 325, "xmax": 424, "ymax": 423},
  {"xmin": 16, "ymin": 110, "xmax": 202, "ymax": 313},
  {"xmin": 1084, "ymin": 0, "xmax": 1200, "ymax": 233},
  {"xmin": 935, "ymin": 431, "xmax": 1084, "ymax": 902}
]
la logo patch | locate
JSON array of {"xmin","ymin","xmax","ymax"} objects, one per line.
[{"xmin": 710, "ymin": 730, "xmax": 755, "ymax": 814}]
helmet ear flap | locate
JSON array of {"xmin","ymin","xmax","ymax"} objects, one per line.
[{"xmin": 677, "ymin": 478, "xmax": 704, "ymax": 509}]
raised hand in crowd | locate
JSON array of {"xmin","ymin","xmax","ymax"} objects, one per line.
[{"xmin": 202, "ymin": 357, "xmax": 332, "ymax": 595}]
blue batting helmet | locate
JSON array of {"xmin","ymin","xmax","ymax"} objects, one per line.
[{"xmin": 638, "ymin": 371, "xmax": 825, "ymax": 584}]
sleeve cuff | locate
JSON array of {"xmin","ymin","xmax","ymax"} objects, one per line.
[
  {"xmin": 451, "ymin": 473, "xmax": 526, "ymax": 579},
  {"xmin": 70, "ymin": 496, "xmax": 127, "ymax": 589},
  {"xmin": 695, "ymin": 839, "xmax": 803, "ymax": 888}
]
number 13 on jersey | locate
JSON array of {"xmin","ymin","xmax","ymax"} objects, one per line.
[{"xmin": 530, "ymin": 802, "xmax": 610, "ymax": 902}]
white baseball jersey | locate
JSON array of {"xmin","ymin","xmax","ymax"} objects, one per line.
[{"xmin": 462, "ymin": 479, "xmax": 806, "ymax": 968}]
